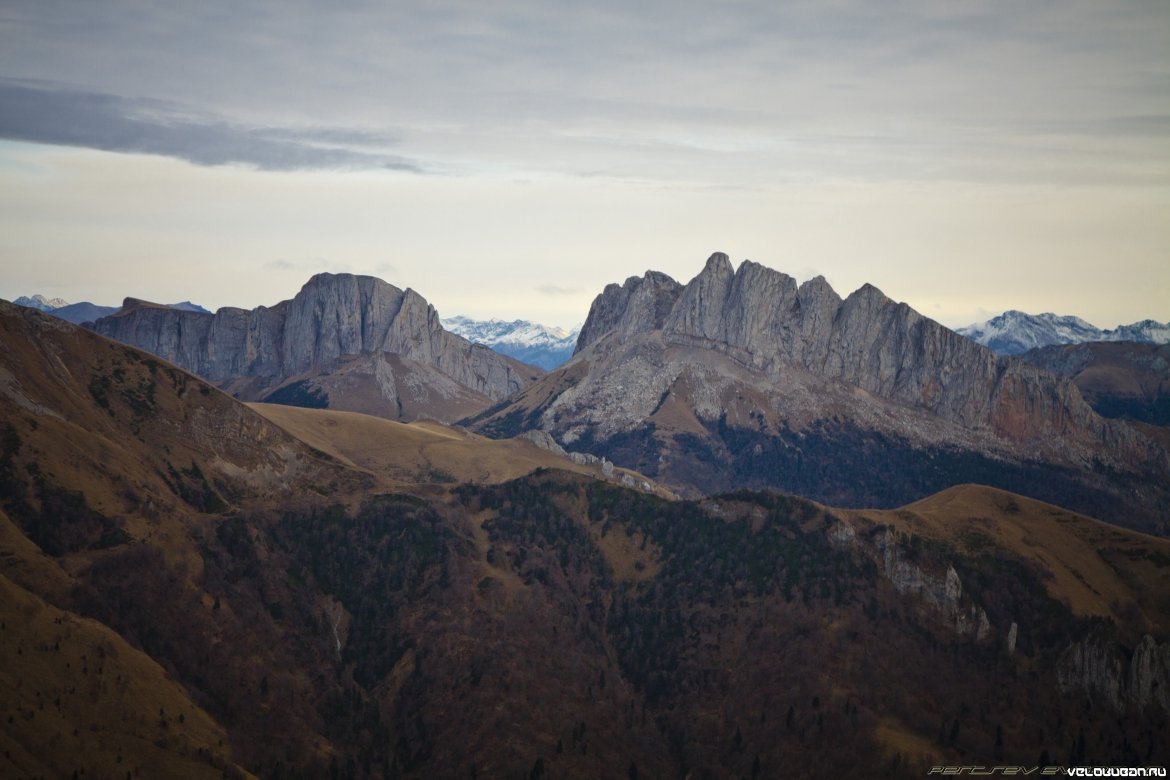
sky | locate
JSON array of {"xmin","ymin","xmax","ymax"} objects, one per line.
[{"xmin": 0, "ymin": 1, "xmax": 1167, "ymax": 331}]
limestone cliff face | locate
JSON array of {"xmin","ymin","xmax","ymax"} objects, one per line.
[
  {"xmin": 576, "ymin": 271, "xmax": 683, "ymax": 351},
  {"xmin": 92, "ymin": 274, "xmax": 537, "ymax": 419},
  {"xmin": 1058, "ymin": 635, "xmax": 1170, "ymax": 712},
  {"xmin": 574, "ymin": 252, "xmax": 1127, "ymax": 452},
  {"xmin": 871, "ymin": 528, "xmax": 993, "ymax": 641},
  {"xmin": 472, "ymin": 252, "xmax": 1168, "ymax": 528}
]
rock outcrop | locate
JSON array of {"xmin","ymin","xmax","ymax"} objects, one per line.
[
  {"xmin": 91, "ymin": 274, "xmax": 540, "ymax": 422},
  {"xmin": 576, "ymin": 253, "xmax": 1123, "ymax": 449},
  {"xmin": 576, "ymin": 270, "xmax": 683, "ymax": 350},
  {"xmin": 472, "ymin": 252, "xmax": 1169, "ymax": 532},
  {"xmin": 1058, "ymin": 635, "xmax": 1170, "ymax": 712},
  {"xmin": 872, "ymin": 527, "xmax": 994, "ymax": 640}
]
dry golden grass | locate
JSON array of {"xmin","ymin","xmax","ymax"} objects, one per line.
[
  {"xmin": 592, "ymin": 524, "xmax": 663, "ymax": 583},
  {"xmin": 0, "ymin": 573, "xmax": 253, "ymax": 780},
  {"xmin": 647, "ymin": 381, "xmax": 709, "ymax": 436},
  {"xmin": 841, "ymin": 484, "xmax": 1170, "ymax": 631},
  {"xmin": 249, "ymin": 402, "xmax": 616, "ymax": 487},
  {"xmin": 0, "ymin": 508, "xmax": 72, "ymax": 606},
  {"xmin": 873, "ymin": 717, "xmax": 944, "ymax": 768},
  {"xmin": 463, "ymin": 508, "xmax": 527, "ymax": 596},
  {"xmin": 549, "ymin": 489, "xmax": 663, "ymax": 583}
]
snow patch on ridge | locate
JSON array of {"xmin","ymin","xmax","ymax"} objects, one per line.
[{"xmin": 442, "ymin": 315, "xmax": 581, "ymax": 370}]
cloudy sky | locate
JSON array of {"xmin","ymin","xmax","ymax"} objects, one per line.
[{"xmin": 1, "ymin": 1, "xmax": 1167, "ymax": 330}]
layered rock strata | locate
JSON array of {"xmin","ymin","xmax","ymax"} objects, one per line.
[{"xmin": 92, "ymin": 273, "xmax": 538, "ymax": 421}]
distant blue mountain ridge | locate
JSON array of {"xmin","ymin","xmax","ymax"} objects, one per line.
[
  {"xmin": 11, "ymin": 295, "xmax": 210, "ymax": 325},
  {"xmin": 441, "ymin": 315, "xmax": 580, "ymax": 370}
]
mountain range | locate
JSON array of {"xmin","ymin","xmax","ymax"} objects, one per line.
[
  {"xmin": 441, "ymin": 315, "xmax": 579, "ymax": 370},
  {"xmin": 2, "ymin": 297, "xmax": 1169, "ymax": 777},
  {"xmin": 15, "ymin": 259, "xmax": 1168, "ymax": 537},
  {"xmin": 13, "ymin": 294, "xmax": 209, "ymax": 325},
  {"xmin": 958, "ymin": 310, "xmax": 1170, "ymax": 355},
  {"xmin": 14, "ymin": 294, "xmax": 580, "ymax": 371},
  {"xmin": 12, "ymin": 293, "xmax": 70, "ymax": 310},
  {"xmin": 470, "ymin": 253, "xmax": 1170, "ymax": 535},
  {"xmin": 19, "ymin": 291, "xmax": 1168, "ymax": 368},
  {"xmin": 88, "ymin": 274, "xmax": 542, "ymax": 423}
]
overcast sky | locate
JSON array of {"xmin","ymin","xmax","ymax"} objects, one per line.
[{"xmin": 1, "ymin": 0, "xmax": 1167, "ymax": 330}]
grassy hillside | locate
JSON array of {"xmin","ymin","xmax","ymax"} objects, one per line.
[
  {"xmin": 3, "ymin": 302, "xmax": 1169, "ymax": 777},
  {"xmin": 0, "ymin": 568, "xmax": 252, "ymax": 780},
  {"xmin": 248, "ymin": 403, "xmax": 631, "ymax": 488},
  {"xmin": 844, "ymin": 484, "xmax": 1170, "ymax": 630}
]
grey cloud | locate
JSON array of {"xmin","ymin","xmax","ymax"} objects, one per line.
[
  {"xmin": 1027, "ymin": 114, "xmax": 1170, "ymax": 139},
  {"xmin": 0, "ymin": 79, "xmax": 423, "ymax": 172},
  {"xmin": 536, "ymin": 284, "xmax": 583, "ymax": 296},
  {"xmin": 261, "ymin": 127, "xmax": 402, "ymax": 148},
  {"xmin": 264, "ymin": 257, "xmax": 345, "ymax": 273},
  {"xmin": 0, "ymin": 1, "xmax": 1165, "ymax": 188}
]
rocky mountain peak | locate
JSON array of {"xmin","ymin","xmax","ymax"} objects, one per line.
[
  {"xmin": 297, "ymin": 271, "xmax": 396, "ymax": 300},
  {"xmin": 849, "ymin": 282, "xmax": 888, "ymax": 300},
  {"xmin": 798, "ymin": 275, "xmax": 832, "ymax": 292},
  {"xmin": 91, "ymin": 273, "xmax": 539, "ymax": 421},
  {"xmin": 575, "ymin": 270, "xmax": 683, "ymax": 354},
  {"xmin": 441, "ymin": 315, "xmax": 580, "ymax": 370},
  {"xmin": 663, "ymin": 253, "xmax": 737, "ymax": 341},
  {"xmin": 702, "ymin": 251, "xmax": 734, "ymax": 276},
  {"xmin": 469, "ymin": 252, "xmax": 1167, "ymax": 532},
  {"xmin": 13, "ymin": 294, "xmax": 70, "ymax": 311},
  {"xmin": 958, "ymin": 310, "xmax": 1170, "ymax": 355},
  {"xmin": 117, "ymin": 297, "xmax": 154, "ymax": 310},
  {"xmin": 562, "ymin": 252, "xmax": 1145, "ymax": 443}
]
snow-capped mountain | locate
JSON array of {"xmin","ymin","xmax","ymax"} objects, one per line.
[
  {"xmin": 12, "ymin": 295, "xmax": 118, "ymax": 323},
  {"xmin": 957, "ymin": 310, "xmax": 1170, "ymax": 355},
  {"xmin": 1111, "ymin": 320, "xmax": 1170, "ymax": 345},
  {"xmin": 13, "ymin": 294, "xmax": 70, "ymax": 311},
  {"xmin": 441, "ymin": 315, "xmax": 580, "ymax": 370}
]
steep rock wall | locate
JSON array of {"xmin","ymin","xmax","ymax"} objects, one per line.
[{"xmin": 92, "ymin": 274, "xmax": 532, "ymax": 403}]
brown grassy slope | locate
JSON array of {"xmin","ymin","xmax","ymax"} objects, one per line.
[
  {"xmin": 247, "ymin": 401, "xmax": 666, "ymax": 492},
  {"xmin": 5, "ymin": 300, "xmax": 1170, "ymax": 777},
  {"xmin": 0, "ymin": 304, "xmax": 668, "ymax": 776},
  {"xmin": 0, "ymin": 301, "xmax": 373, "ymax": 773},
  {"xmin": 0, "ymin": 302, "xmax": 367, "ymax": 521},
  {"xmin": 248, "ymin": 403, "xmax": 570, "ymax": 483},
  {"xmin": 1022, "ymin": 342, "xmax": 1170, "ymax": 423},
  {"xmin": 0, "ymin": 506, "xmax": 73, "ymax": 606},
  {"xmin": 0, "ymin": 571, "xmax": 253, "ymax": 780},
  {"xmin": 839, "ymin": 483, "xmax": 1170, "ymax": 633}
]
